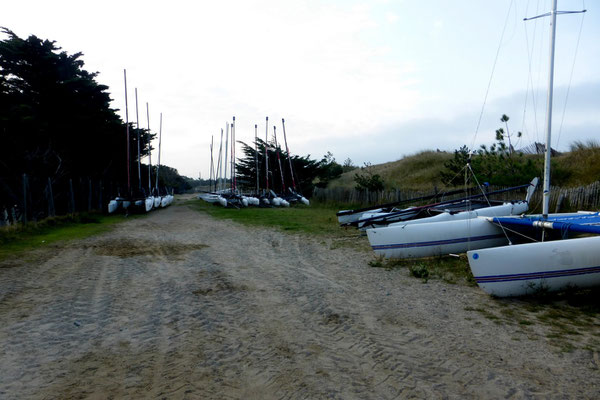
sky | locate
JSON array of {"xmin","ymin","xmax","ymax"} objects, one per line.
[{"xmin": 4, "ymin": 0, "xmax": 599, "ymax": 179}]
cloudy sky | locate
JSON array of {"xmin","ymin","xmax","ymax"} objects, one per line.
[{"xmin": 4, "ymin": 0, "xmax": 599, "ymax": 178}]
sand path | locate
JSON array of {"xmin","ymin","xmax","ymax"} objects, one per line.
[{"xmin": 0, "ymin": 197, "xmax": 598, "ymax": 399}]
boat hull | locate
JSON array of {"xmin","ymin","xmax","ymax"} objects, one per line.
[
  {"xmin": 367, "ymin": 218, "xmax": 508, "ymax": 259},
  {"xmin": 468, "ymin": 236, "xmax": 600, "ymax": 297}
]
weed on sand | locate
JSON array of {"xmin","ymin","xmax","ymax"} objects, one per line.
[{"xmin": 0, "ymin": 213, "xmax": 139, "ymax": 261}]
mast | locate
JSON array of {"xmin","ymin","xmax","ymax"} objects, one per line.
[
  {"xmin": 524, "ymin": 0, "xmax": 586, "ymax": 217},
  {"xmin": 265, "ymin": 116, "xmax": 269, "ymax": 194},
  {"xmin": 146, "ymin": 103, "xmax": 152, "ymax": 195},
  {"xmin": 542, "ymin": 0, "xmax": 558, "ymax": 218},
  {"xmin": 230, "ymin": 122, "xmax": 234, "ymax": 192},
  {"xmin": 224, "ymin": 122, "xmax": 229, "ymax": 192},
  {"xmin": 123, "ymin": 69, "xmax": 131, "ymax": 195},
  {"xmin": 254, "ymin": 124, "xmax": 259, "ymax": 194},
  {"xmin": 274, "ymin": 126, "xmax": 286, "ymax": 193},
  {"xmin": 281, "ymin": 118, "xmax": 297, "ymax": 192},
  {"xmin": 216, "ymin": 128, "xmax": 224, "ymax": 191},
  {"xmin": 155, "ymin": 113, "xmax": 162, "ymax": 192},
  {"xmin": 232, "ymin": 116, "xmax": 237, "ymax": 192},
  {"xmin": 135, "ymin": 88, "xmax": 141, "ymax": 191},
  {"xmin": 209, "ymin": 135, "xmax": 214, "ymax": 192}
]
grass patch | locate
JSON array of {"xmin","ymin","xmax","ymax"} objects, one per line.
[
  {"xmin": 381, "ymin": 255, "xmax": 475, "ymax": 285},
  {"xmin": 187, "ymin": 199, "xmax": 358, "ymax": 240},
  {"xmin": 0, "ymin": 213, "xmax": 138, "ymax": 261}
]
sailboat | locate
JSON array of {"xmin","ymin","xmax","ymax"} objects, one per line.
[
  {"xmin": 281, "ymin": 118, "xmax": 309, "ymax": 206},
  {"xmin": 131, "ymin": 88, "xmax": 154, "ymax": 213},
  {"xmin": 355, "ymin": 180, "xmax": 537, "ymax": 230},
  {"xmin": 366, "ymin": 179, "xmax": 538, "ymax": 259},
  {"xmin": 466, "ymin": 1, "xmax": 599, "ymax": 297},
  {"xmin": 108, "ymin": 69, "xmax": 133, "ymax": 214}
]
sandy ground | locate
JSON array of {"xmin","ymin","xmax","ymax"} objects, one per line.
[{"xmin": 1, "ymin": 196, "xmax": 599, "ymax": 399}]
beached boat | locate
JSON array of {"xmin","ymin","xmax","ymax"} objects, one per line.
[
  {"xmin": 466, "ymin": 1, "xmax": 598, "ymax": 297},
  {"xmin": 366, "ymin": 180, "xmax": 538, "ymax": 258}
]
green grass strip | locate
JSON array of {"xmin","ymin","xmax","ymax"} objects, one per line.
[{"xmin": 0, "ymin": 213, "xmax": 138, "ymax": 260}]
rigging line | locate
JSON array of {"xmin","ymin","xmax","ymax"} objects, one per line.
[
  {"xmin": 522, "ymin": 0, "xmax": 543, "ymax": 147},
  {"xmin": 556, "ymin": 6, "xmax": 586, "ymax": 148},
  {"xmin": 466, "ymin": 163, "xmax": 514, "ymax": 244},
  {"xmin": 491, "ymin": 220, "xmax": 540, "ymax": 243},
  {"xmin": 470, "ymin": 0, "xmax": 515, "ymax": 151}
]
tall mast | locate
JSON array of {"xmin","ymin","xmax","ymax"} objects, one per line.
[
  {"xmin": 274, "ymin": 126, "xmax": 286, "ymax": 193},
  {"xmin": 216, "ymin": 128, "xmax": 224, "ymax": 191},
  {"xmin": 230, "ymin": 123, "xmax": 234, "ymax": 192},
  {"xmin": 135, "ymin": 88, "xmax": 141, "ymax": 191},
  {"xmin": 224, "ymin": 122, "xmax": 229, "ymax": 192},
  {"xmin": 146, "ymin": 103, "xmax": 152, "ymax": 195},
  {"xmin": 209, "ymin": 136, "xmax": 214, "ymax": 192},
  {"xmin": 265, "ymin": 116, "xmax": 269, "ymax": 193},
  {"xmin": 123, "ymin": 69, "xmax": 131, "ymax": 195},
  {"xmin": 232, "ymin": 116, "xmax": 237, "ymax": 192},
  {"xmin": 254, "ymin": 124, "xmax": 259, "ymax": 194},
  {"xmin": 525, "ymin": 0, "xmax": 586, "ymax": 217},
  {"xmin": 541, "ymin": 0, "xmax": 557, "ymax": 217},
  {"xmin": 155, "ymin": 113, "xmax": 162, "ymax": 191},
  {"xmin": 281, "ymin": 118, "xmax": 297, "ymax": 192}
]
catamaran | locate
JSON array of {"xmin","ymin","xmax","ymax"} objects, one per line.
[
  {"xmin": 467, "ymin": 1, "xmax": 600, "ymax": 297},
  {"xmin": 366, "ymin": 178, "xmax": 538, "ymax": 258}
]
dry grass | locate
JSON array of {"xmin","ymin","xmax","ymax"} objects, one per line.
[{"xmin": 329, "ymin": 150, "xmax": 453, "ymax": 191}]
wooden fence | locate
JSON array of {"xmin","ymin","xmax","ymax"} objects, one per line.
[
  {"xmin": 0, "ymin": 174, "xmax": 125, "ymax": 226},
  {"xmin": 313, "ymin": 181, "xmax": 600, "ymax": 213}
]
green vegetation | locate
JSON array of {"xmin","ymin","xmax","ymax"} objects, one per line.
[
  {"xmin": 0, "ymin": 213, "xmax": 135, "ymax": 261},
  {"xmin": 187, "ymin": 199, "xmax": 352, "ymax": 238},
  {"xmin": 353, "ymin": 162, "xmax": 385, "ymax": 191},
  {"xmin": 326, "ymin": 120, "xmax": 600, "ymax": 192},
  {"xmin": 329, "ymin": 150, "xmax": 453, "ymax": 191},
  {"xmin": 368, "ymin": 254, "xmax": 476, "ymax": 285}
]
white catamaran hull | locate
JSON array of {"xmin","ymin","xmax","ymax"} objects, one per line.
[
  {"xmin": 468, "ymin": 236, "xmax": 600, "ymax": 297},
  {"xmin": 367, "ymin": 217, "xmax": 508, "ymax": 259},
  {"xmin": 387, "ymin": 201, "xmax": 528, "ymax": 228},
  {"xmin": 145, "ymin": 196, "xmax": 154, "ymax": 212}
]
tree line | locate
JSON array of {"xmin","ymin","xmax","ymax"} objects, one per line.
[{"xmin": 0, "ymin": 28, "xmax": 193, "ymax": 212}]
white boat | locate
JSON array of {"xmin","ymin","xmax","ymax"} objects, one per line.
[
  {"xmin": 153, "ymin": 193, "xmax": 162, "ymax": 208},
  {"xmin": 469, "ymin": 233, "xmax": 600, "ymax": 297},
  {"xmin": 108, "ymin": 199, "xmax": 119, "ymax": 214},
  {"xmin": 466, "ymin": 1, "xmax": 598, "ymax": 297},
  {"xmin": 368, "ymin": 212, "xmax": 509, "ymax": 259},
  {"xmin": 366, "ymin": 182, "xmax": 537, "ymax": 258},
  {"xmin": 145, "ymin": 196, "xmax": 154, "ymax": 212}
]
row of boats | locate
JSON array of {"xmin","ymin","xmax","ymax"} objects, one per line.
[
  {"xmin": 108, "ymin": 188, "xmax": 174, "ymax": 214},
  {"xmin": 108, "ymin": 69, "xmax": 173, "ymax": 214},
  {"xmin": 198, "ymin": 116, "xmax": 309, "ymax": 208},
  {"xmin": 339, "ymin": 1, "xmax": 600, "ymax": 298},
  {"xmin": 338, "ymin": 177, "xmax": 600, "ymax": 297}
]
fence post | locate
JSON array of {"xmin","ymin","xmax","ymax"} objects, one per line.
[
  {"xmin": 98, "ymin": 180, "xmax": 103, "ymax": 211},
  {"xmin": 22, "ymin": 173, "xmax": 28, "ymax": 224},
  {"xmin": 47, "ymin": 177, "xmax": 56, "ymax": 217},
  {"xmin": 88, "ymin": 178, "xmax": 92, "ymax": 212},
  {"xmin": 69, "ymin": 179, "xmax": 75, "ymax": 214}
]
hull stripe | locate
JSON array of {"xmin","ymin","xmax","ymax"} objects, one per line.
[
  {"xmin": 371, "ymin": 234, "xmax": 505, "ymax": 250},
  {"xmin": 475, "ymin": 265, "xmax": 600, "ymax": 283}
]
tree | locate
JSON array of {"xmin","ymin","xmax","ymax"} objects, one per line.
[
  {"xmin": 441, "ymin": 115, "xmax": 539, "ymax": 187},
  {"xmin": 235, "ymin": 139, "xmax": 321, "ymax": 195},
  {"xmin": 440, "ymin": 145, "xmax": 471, "ymax": 186},
  {"xmin": 315, "ymin": 152, "xmax": 343, "ymax": 188},
  {"xmin": 0, "ymin": 28, "xmax": 162, "ymax": 206},
  {"xmin": 354, "ymin": 162, "xmax": 385, "ymax": 191}
]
